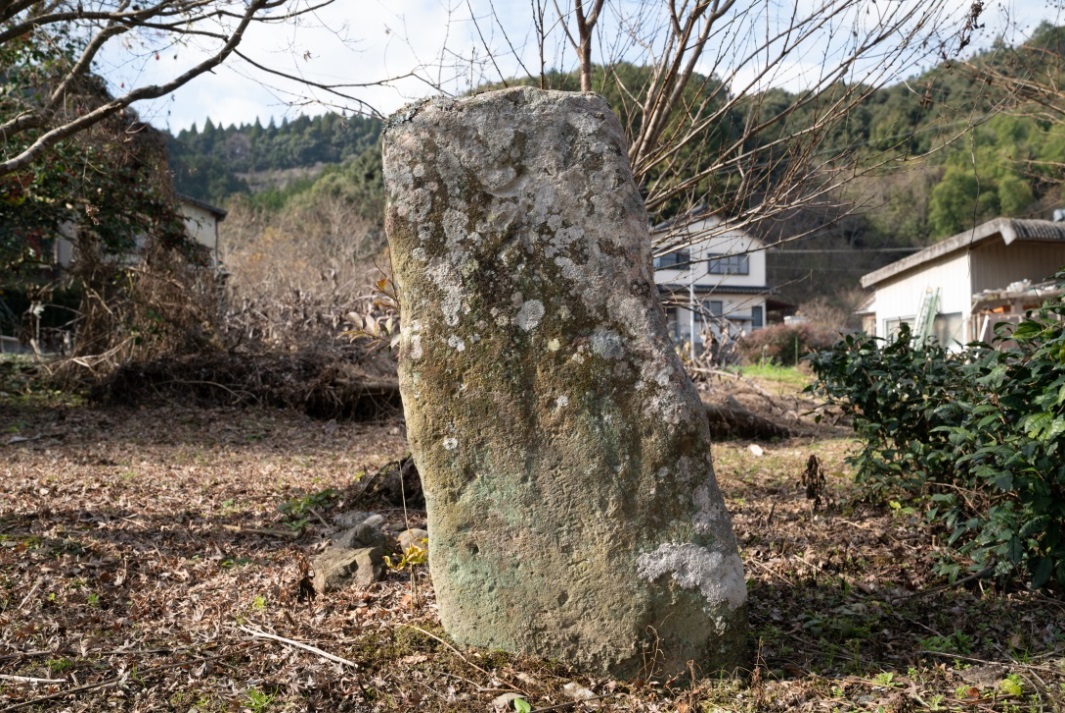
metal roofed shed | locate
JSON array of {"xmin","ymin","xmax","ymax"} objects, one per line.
[{"xmin": 859, "ymin": 218, "xmax": 1065, "ymax": 347}]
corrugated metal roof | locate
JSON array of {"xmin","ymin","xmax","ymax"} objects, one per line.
[
  {"xmin": 177, "ymin": 194, "xmax": 228, "ymax": 220},
  {"xmin": 860, "ymin": 218, "xmax": 1065, "ymax": 288},
  {"xmin": 1005, "ymin": 219, "xmax": 1065, "ymax": 241}
]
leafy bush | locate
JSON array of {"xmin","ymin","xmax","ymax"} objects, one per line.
[
  {"xmin": 809, "ymin": 274, "xmax": 1065, "ymax": 588},
  {"xmin": 738, "ymin": 322, "xmax": 841, "ymax": 366}
]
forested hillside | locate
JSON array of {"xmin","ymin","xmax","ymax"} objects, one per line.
[
  {"xmin": 166, "ymin": 23, "xmax": 1065, "ymax": 307},
  {"xmin": 167, "ymin": 113, "xmax": 382, "ymax": 205}
]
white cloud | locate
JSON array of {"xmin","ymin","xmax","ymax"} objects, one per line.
[{"xmin": 92, "ymin": 0, "xmax": 1065, "ymax": 134}]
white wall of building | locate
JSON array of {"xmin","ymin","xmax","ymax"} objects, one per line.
[
  {"xmin": 870, "ymin": 252, "xmax": 971, "ymax": 342},
  {"xmin": 654, "ymin": 217, "xmax": 769, "ymax": 347},
  {"xmin": 654, "ymin": 222, "xmax": 767, "ymax": 291},
  {"xmin": 179, "ymin": 202, "xmax": 221, "ymax": 260}
]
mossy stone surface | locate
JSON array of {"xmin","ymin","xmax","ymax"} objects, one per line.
[{"xmin": 382, "ymin": 86, "xmax": 746, "ymax": 677}]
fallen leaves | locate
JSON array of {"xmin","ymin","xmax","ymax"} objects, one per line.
[{"xmin": 2, "ymin": 399, "xmax": 1064, "ymax": 712}]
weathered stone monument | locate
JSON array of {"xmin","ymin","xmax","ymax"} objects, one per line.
[{"xmin": 382, "ymin": 87, "xmax": 746, "ymax": 677}]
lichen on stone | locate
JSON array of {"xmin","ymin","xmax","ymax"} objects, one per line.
[
  {"xmin": 383, "ymin": 85, "xmax": 746, "ymax": 677},
  {"xmin": 635, "ymin": 543, "xmax": 747, "ymax": 611}
]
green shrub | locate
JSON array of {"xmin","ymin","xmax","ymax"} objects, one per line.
[
  {"xmin": 737, "ymin": 322, "xmax": 841, "ymax": 366},
  {"xmin": 809, "ymin": 273, "xmax": 1065, "ymax": 588}
]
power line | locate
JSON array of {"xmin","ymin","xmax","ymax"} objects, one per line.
[{"xmin": 768, "ymin": 247, "xmax": 923, "ymax": 253}]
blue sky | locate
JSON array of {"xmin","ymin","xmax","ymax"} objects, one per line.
[{"xmin": 94, "ymin": 0, "xmax": 1065, "ymax": 135}]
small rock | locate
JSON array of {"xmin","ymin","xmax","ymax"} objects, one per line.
[
  {"xmin": 563, "ymin": 682, "xmax": 596, "ymax": 700},
  {"xmin": 312, "ymin": 546, "xmax": 385, "ymax": 593},
  {"xmin": 333, "ymin": 522, "xmax": 390, "ymax": 550},
  {"xmin": 333, "ymin": 510, "xmax": 386, "ymax": 529},
  {"xmin": 397, "ymin": 528, "xmax": 429, "ymax": 551},
  {"xmin": 748, "ymin": 444, "xmax": 764, "ymax": 457},
  {"xmin": 491, "ymin": 692, "xmax": 525, "ymax": 710},
  {"xmin": 959, "ymin": 665, "xmax": 1007, "ymax": 686}
]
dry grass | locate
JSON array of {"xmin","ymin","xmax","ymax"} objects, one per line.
[{"xmin": 2, "ymin": 382, "xmax": 1064, "ymax": 712}]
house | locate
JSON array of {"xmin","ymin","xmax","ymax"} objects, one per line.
[
  {"xmin": 53, "ymin": 194, "xmax": 227, "ymax": 268},
  {"xmin": 652, "ymin": 214, "xmax": 770, "ymax": 353},
  {"xmin": 3, "ymin": 195, "xmax": 227, "ymax": 355},
  {"xmin": 859, "ymin": 217, "xmax": 1065, "ymax": 346},
  {"xmin": 177, "ymin": 195, "xmax": 227, "ymax": 266}
]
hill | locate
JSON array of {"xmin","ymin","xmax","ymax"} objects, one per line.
[
  {"xmin": 167, "ymin": 113, "xmax": 382, "ymax": 205},
  {"xmin": 165, "ymin": 23, "xmax": 1065, "ymax": 308}
]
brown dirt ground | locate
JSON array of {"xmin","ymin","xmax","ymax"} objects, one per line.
[{"xmin": 2, "ymin": 389, "xmax": 1064, "ymax": 712}]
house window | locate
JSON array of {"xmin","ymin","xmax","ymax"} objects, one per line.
[
  {"xmin": 702, "ymin": 300, "xmax": 724, "ymax": 317},
  {"xmin": 884, "ymin": 318, "xmax": 914, "ymax": 343},
  {"xmin": 706, "ymin": 253, "xmax": 749, "ymax": 275},
  {"xmin": 932, "ymin": 312, "xmax": 963, "ymax": 346},
  {"xmin": 752, "ymin": 305, "xmax": 764, "ymax": 329},
  {"xmin": 654, "ymin": 250, "xmax": 690, "ymax": 269}
]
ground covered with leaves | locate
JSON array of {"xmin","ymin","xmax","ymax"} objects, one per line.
[{"xmin": 2, "ymin": 384, "xmax": 1064, "ymax": 711}]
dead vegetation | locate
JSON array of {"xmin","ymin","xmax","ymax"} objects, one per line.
[
  {"xmin": 2, "ymin": 375, "xmax": 1063, "ymax": 712},
  {"xmin": 87, "ymin": 349, "xmax": 400, "ymax": 420}
]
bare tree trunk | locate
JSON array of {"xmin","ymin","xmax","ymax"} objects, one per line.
[{"xmin": 556, "ymin": 0, "xmax": 605, "ymax": 92}]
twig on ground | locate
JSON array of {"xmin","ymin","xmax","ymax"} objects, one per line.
[
  {"xmin": 925, "ymin": 650, "xmax": 1063, "ymax": 675},
  {"xmin": 900, "ymin": 567, "xmax": 993, "ymax": 599},
  {"xmin": 3, "ymin": 433, "xmax": 59, "ymax": 446},
  {"xmin": 221, "ymin": 524, "xmax": 301, "ymax": 539},
  {"xmin": 401, "ymin": 625, "xmax": 524, "ymax": 693},
  {"xmin": 307, "ymin": 505, "xmax": 332, "ymax": 529},
  {"xmin": 530, "ymin": 694, "xmax": 616, "ymax": 712},
  {"xmin": 0, "ymin": 648, "xmax": 248, "ymax": 713},
  {"xmin": 0, "ymin": 675, "xmax": 66, "ymax": 685},
  {"xmin": 16, "ymin": 577, "xmax": 42, "ymax": 611},
  {"xmin": 238, "ymin": 625, "xmax": 357, "ymax": 669}
]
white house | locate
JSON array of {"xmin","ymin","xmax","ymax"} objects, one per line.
[
  {"xmin": 177, "ymin": 195, "xmax": 227, "ymax": 266},
  {"xmin": 54, "ymin": 194, "xmax": 227, "ymax": 268},
  {"xmin": 860, "ymin": 217, "xmax": 1065, "ymax": 346},
  {"xmin": 653, "ymin": 214, "xmax": 769, "ymax": 352}
]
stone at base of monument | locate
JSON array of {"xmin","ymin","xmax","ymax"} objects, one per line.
[
  {"xmin": 312, "ymin": 546, "xmax": 384, "ymax": 593},
  {"xmin": 383, "ymin": 86, "xmax": 747, "ymax": 678},
  {"xmin": 397, "ymin": 528, "xmax": 429, "ymax": 552}
]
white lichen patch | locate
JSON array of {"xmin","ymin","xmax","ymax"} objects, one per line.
[
  {"xmin": 555, "ymin": 395, "xmax": 569, "ymax": 410},
  {"xmin": 443, "ymin": 437, "xmax": 459, "ymax": 451},
  {"xmin": 410, "ymin": 335, "xmax": 424, "ymax": 361},
  {"xmin": 553, "ymin": 256, "xmax": 582, "ymax": 282},
  {"xmin": 408, "ymin": 187, "xmax": 434, "ymax": 221},
  {"xmin": 404, "ymin": 320, "xmax": 424, "ymax": 361},
  {"xmin": 547, "ymin": 338, "xmax": 561, "ymax": 352},
  {"xmin": 636, "ymin": 544, "xmax": 746, "ymax": 610},
  {"xmin": 515, "ymin": 300, "xmax": 545, "ymax": 332},
  {"xmin": 692, "ymin": 483, "xmax": 724, "ymax": 534},
  {"xmin": 591, "ymin": 328, "xmax": 624, "ymax": 360},
  {"xmin": 424, "ymin": 259, "xmax": 464, "ymax": 327},
  {"xmin": 567, "ymin": 112, "xmax": 602, "ymax": 136},
  {"xmin": 443, "ymin": 208, "xmax": 470, "ymax": 252},
  {"xmin": 448, "ymin": 335, "xmax": 466, "ymax": 352}
]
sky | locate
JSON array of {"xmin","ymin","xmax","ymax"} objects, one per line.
[{"xmin": 94, "ymin": 0, "xmax": 1065, "ymax": 135}]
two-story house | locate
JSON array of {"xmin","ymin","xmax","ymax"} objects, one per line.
[{"xmin": 653, "ymin": 214, "xmax": 770, "ymax": 353}]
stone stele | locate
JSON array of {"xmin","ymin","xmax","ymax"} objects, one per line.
[{"xmin": 382, "ymin": 86, "xmax": 746, "ymax": 677}]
